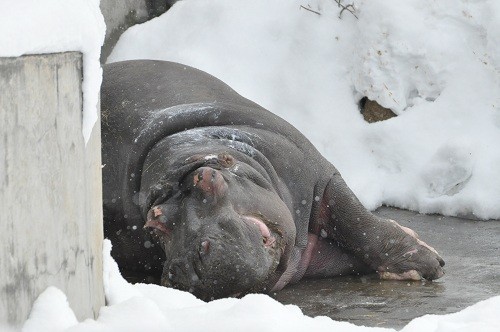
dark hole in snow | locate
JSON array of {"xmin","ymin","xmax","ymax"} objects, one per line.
[{"xmin": 358, "ymin": 97, "xmax": 397, "ymax": 123}]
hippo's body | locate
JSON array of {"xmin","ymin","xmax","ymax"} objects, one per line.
[{"xmin": 101, "ymin": 60, "xmax": 444, "ymax": 300}]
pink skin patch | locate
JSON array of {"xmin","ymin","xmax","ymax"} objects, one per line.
[
  {"xmin": 193, "ymin": 173, "xmax": 201, "ymax": 186},
  {"xmin": 241, "ymin": 216, "xmax": 276, "ymax": 248},
  {"xmin": 271, "ymin": 234, "xmax": 318, "ymax": 292},
  {"xmin": 395, "ymin": 221, "xmax": 440, "ymax": 256},
  {"xmin": 153, "ymin": 206, "xmax": 163, "ymax": 217},
  {"xmin": 144, "ymin": 218, "xmax": 171, "ymax": 235},
  {"xmin": 144, "ymin": 206, "xmax": 171, "ymax": 235},
  {"xmin": 200, "ymin": 240, "xmax": 210, "ymax": 255},
  {"xmin": 403, "ymin": 248, "xmax": 418, "ymax": 258},
  {"xmin": 193, "ymin": 167, "xmax": 228, "ymax": 197},
  {"xmin": 295, "ymin": 234, "xmax": 318, "ymax": 276}
]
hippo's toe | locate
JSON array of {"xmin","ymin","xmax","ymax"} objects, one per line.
[{"xmin": 376, "ymin": 226, "xmax": 445, "ymax": 281}]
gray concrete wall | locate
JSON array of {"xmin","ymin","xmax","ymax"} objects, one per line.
[
  {"xmin": 100, "ymin": 0, "xmax": 175, "ymax": 63},
  {"xmin": 0, "ymin": 52, "xmax": 104, "ymax": 326}
]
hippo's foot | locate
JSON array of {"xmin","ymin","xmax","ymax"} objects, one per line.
[
  {"xmin": 321, "ymin": 173, "xmax": 445, "ymax": 282},
  {"xmin": 375, "ymin": 219, "xmax": 445, "ymax": 281}
]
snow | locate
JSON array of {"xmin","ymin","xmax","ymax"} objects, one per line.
[
  {"xmin": 0, "ymin": 0, "xmax": 105, "ymax": 143},
  {"xmin": 22, "ymin": 287, "xmax": 78, "ymax": 332},
  {"xmin": 108, "ymin": 0, "xmax": 500, "ymax": 220},
  {"xmin": 2, "ymin": 0, "xmax": 499, "ymax": 331},
  {"xmin": 19, "ymin": 240, "xmax": 500, "ymax": 332},
  {"xmin": 400, "ymin": 296, "xmax": 500, "ymax": 332}
]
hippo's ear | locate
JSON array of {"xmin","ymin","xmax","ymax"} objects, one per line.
[{"xmin": 142, "ymin": 179, "xmax": 173, "ymax": 218}]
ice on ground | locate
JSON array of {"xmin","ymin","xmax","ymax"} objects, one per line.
[{"xmin": 108, "ymin": 0, "xmax": 500, "ymax": 219}]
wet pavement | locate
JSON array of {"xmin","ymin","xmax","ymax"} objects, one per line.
[{"xmin": 273, "ymin": 207, "xmax": 500, "ymax": 329}]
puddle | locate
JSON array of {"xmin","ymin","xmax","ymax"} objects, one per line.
[{"xmin": 273, "ymin": 207, "xmax": 500, "ymax": 328}]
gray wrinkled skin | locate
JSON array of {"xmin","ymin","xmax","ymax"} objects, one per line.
[{"xmin": 101, "ymin": 60, "xmax": 444, "ymax": 301}]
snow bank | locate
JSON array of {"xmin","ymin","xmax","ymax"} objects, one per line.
[
  {"xmin": 400, "ymin": 296, "xmax": 500, "ymax": 332},
  {"xmin": 21, "ymin": 240, "xmax": 500, "ymax": 332},
  {"xmin": 0, "ymin": 0, "xmax": 105, "ymax": 143},
  {"xmin": 22, "ymin": 287, "xmax": 78, "ymax": 332},
  {"xmin": 108, "ymin": 0, "xmax": 500, "ymax": 219}
]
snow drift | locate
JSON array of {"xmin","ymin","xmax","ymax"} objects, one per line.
[{"xmin": 108, "ymin": 0, "xmax": 500, "ymax": 219}]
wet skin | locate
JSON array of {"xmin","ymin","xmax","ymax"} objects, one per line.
[
  {"xmin": 142, "ymin": 149, "xmax": 295, "ymax": 298},
  {"xmin": 101, "ymin": 60, "xmax": 445, "ymax": 301}
]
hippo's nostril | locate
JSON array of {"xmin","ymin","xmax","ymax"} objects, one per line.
[
  {"xmin": 439, "ymin": 257, "xmax": 445, "ymax": 267},
  {"xmin": 194, "ymin": 168, "xmax": 212, "ymax": 186},
  {"xmin": 193, "ymin": 167, "xmax": 228, "ymax": 197},
  {"xmin": 200, "ymin": 240, "xmax": 210, "ymax": 256},
  {"xmin": 193, "ymin": 170, "xmax": 202, "ymax": 186}
]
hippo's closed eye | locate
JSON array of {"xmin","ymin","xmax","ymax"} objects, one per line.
[{"xmin": 230, "ymin": 163, "xmax": 273, "ymax": 191}]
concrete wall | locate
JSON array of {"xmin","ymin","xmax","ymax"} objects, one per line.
[
  {"xmin": 0, "ymin": 52, "xmax": 104, "ymax": 326},
  {"xmin": 100, "ymin": 0, "xmax": 175, "ymax": 62}
]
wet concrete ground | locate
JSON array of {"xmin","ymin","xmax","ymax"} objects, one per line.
[{"xmin": 273, "ymin": 207, "xmax": 500, "ymax": 329}]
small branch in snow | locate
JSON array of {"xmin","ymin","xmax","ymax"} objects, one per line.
[
  {"xmin": 334, "ymin": 0, "xmax": 358, "ymax": 19},
  {"xmin": 300, "ymin": 5, "xmax": 321, "ymax": 16}
]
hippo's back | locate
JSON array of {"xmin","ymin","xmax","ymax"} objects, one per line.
[
  {"xmin": 102, "ymin": 60, "xmax": 262, "ymax": 118},
  {"xmin": 101, "ymin": 61, "xmax": 325, "ymax": 196}
]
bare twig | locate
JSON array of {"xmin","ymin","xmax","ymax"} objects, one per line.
[
  {"xmin": 299, "ymin": 2, "xmax": 358, "ymax": 19},
  {"xmin": 334, "ymin": 0, "xmax": 358, "ymax": 19},
  {"xmin": 300, "ymin": 5, "xmax": 321, "ymax": 16}
]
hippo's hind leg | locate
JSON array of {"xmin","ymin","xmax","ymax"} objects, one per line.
[{"xmin": 317, "ymin": 172, "xmax": 445, "ymax": 281}]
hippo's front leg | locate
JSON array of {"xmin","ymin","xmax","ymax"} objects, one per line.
[{"xmin": 317, "ymin": 172, "xmax": 445, "ymax": 281}]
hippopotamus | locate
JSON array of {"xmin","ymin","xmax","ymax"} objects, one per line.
[{"xmin": 101, "ymin": 60, "xmax": 445, "ymax": 301}]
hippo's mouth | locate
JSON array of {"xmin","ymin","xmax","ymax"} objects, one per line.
[{"xmin": 241, "ymin": 215, "xmax": 277, "ymax": 248}]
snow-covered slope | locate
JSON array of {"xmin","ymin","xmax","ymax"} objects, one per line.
[{"xmin": 108, "ymin": 0, "xmax": 500, "ymax": 219}]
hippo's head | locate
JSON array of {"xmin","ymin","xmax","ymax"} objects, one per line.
[{"xmin": 141, "ymin": 153, "xmax": 295, "ymax": 300}]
